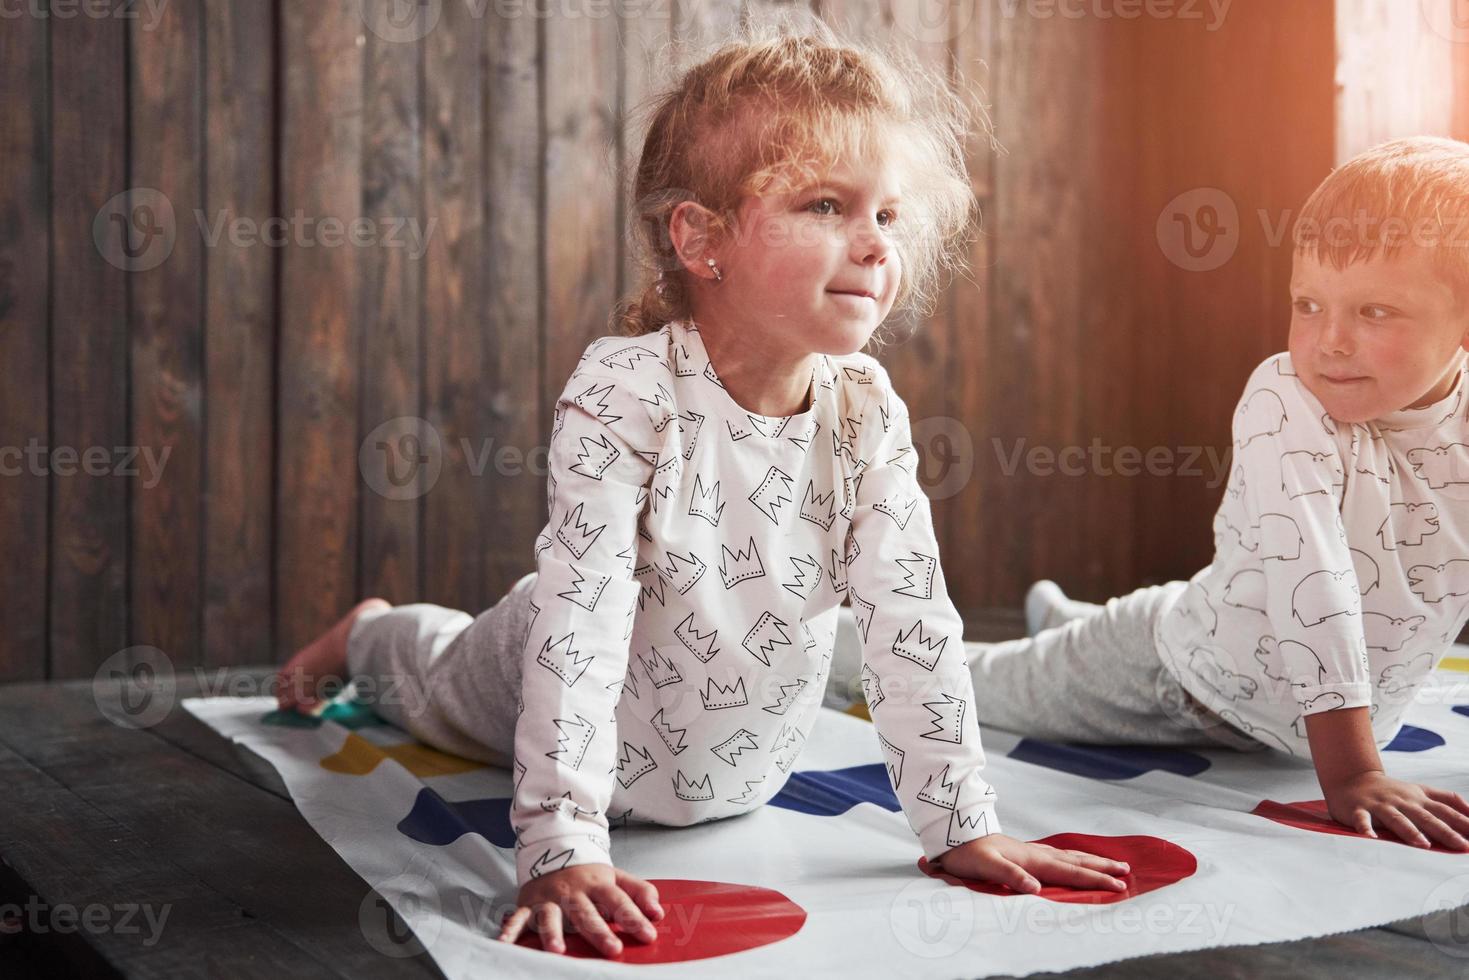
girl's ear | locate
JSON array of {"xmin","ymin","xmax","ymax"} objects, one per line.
[{"xmin": 669, "ymin": 201, "xmax": 716, "ymax": 276}]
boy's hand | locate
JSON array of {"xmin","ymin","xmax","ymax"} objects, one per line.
[
  {"xmin": 497, "ymin": 863, "xmax": 664, "ymax": 957},
  {"xmin": 1323, "ymin": 771, "xmax": 1469, "ymax": 850},
  {"xmin": 1304, "ymin": 705, "xmax": 1469, "ymax": 850},
  {"xmin": 935, "ymin": 834, "xmax": 1130, "ymax": 893}
]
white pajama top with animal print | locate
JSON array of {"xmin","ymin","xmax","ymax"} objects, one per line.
[{"xmin": 1157, "ymin": 352, "xmax": 1469, "ymax": 756}]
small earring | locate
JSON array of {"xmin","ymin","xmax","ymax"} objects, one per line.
[{"xmin": 705, "ymin": 257, "xmax": 723, "ymax": 282}]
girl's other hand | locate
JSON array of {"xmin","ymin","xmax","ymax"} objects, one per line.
[
  {"xmin": 934, "ymin": 833, "xmax": 1130, "ymax": 893},
  {"xmin": 497, "ymin": 863, "xmax": 664, "ymax": 957}
]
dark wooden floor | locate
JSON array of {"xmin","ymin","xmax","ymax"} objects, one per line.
[{"xmin": 2, "ymin": 655, "xmax": 1467, "ymax": 977}]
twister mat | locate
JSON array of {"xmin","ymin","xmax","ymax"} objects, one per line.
[{"xmin": 183, "ymin": 658, "xmax": 1469, "ymax": 977}]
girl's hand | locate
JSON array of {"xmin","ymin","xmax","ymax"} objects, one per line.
[
  {"xmin": 497, "ymin": 863, "xmax": 663, "ymax": 957},
  {"xmin": 934, "ymin": 834, "xmax": 1130, "ymax": 893},
  {"xmin": 1324, "ymin": 772, "xmax": 1469, "ymax": 850}
]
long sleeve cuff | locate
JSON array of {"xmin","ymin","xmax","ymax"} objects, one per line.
[
  {"xmin": 1296, "ymin": 679, "xmax": 1373, "ymax": 714},
  {"xmin": 516, "ymin": 831, "xmax": 613, "ymax": 885},
  {"xmin": 916, "ymin": 797, "xmax": 1001, "ymax": 862}
]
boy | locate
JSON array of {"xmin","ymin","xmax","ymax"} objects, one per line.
[{"xmin": 903, "ymin": 137, "xmax": 1469, "ymax": 850}]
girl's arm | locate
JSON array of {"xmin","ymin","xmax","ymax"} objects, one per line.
[
  {"xmin": 510, "ymin": 362, "xmax": 656, "ymax": 888},
  {"xmin": 844, "ymin": 362, "xmax": 1128, "ymax": 892},
  {"xmin": 842, "ymin": 364, "xmax": 999, "ymax": 859}
]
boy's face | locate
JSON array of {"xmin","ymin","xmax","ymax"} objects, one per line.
[
  {"xmin": 1288, "ymin": 248, "xmax": 1469, "ymax": 424},
  {"xmin": 713, "ymin": 151, "xmax": 904, "ymax": 358}
]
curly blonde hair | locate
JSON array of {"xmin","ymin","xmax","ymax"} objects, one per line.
[{"xmin": 612, "ymin": 17, "xmax": 989, "ymax": 348}]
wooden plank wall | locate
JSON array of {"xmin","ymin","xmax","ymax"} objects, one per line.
[
  {"xmin": 1, "ymin": 0, "xmax": 1438, "ymax": 682},
  {"xmin": 1127, "ymin": 2, "xmax": 1340, "ymax": 590}
]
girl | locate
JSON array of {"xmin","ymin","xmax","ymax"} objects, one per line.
[{"xmin": 276, "ymin": 24, "xmax": 1129, "ymax": 959}]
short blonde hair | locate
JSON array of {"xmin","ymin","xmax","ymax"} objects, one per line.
[
  {"xmin": 614, "ymin": 18, "xmax": 988, "ymax": 346},
  {"xmin": 1294, "ymin": 136, "xmax": 1469, "ymax": 300}
]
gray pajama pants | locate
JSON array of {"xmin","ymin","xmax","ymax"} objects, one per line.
[
  {"xmin": 345, "ymin": 572, "xmax": 539, "ymax": 769},
  {"xmin": 953, "ymin": 583, "xmax": 1267, "ymax": 752},
  {"xmin": 345, "ymin": 575, "xmax": 1264, "ymax": 769}
]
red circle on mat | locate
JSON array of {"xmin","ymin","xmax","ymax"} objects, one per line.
[
  {"xmin": 512, "ymin": 878, "xmax": 806, "ymax": 961},
  {"xmin": 918, "ymin": 833, "xmax": 1197, "ymax": 905},
  {"xmin": 1253, "ymin": 798, "xmax": 1464, "ymax": 853}
]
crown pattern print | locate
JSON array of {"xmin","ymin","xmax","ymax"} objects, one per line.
[{"xmin": 511, "ymin": 321, "xmax": 1002, "ymax": 887}]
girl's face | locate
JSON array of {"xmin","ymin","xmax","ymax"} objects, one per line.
[
  {"xmin": 1288, "ymin": 248, "xmax": 1469, "ymax": 423},
  {"xmin": 714, "ymin": 152, "xmax": 904, "ymax": 357}
]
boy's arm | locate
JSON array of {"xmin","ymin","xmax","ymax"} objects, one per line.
[
  {"xmin": 1305, "ymin": 706, "xmax": 1469, "ymax": 849},
  {"xmin": 510, "ymin": 366, "xmax": 657, "ymax": 886},
  {"xmin": 1233, "ymin": 359, "xmax": 1469, "ymax": 848}
]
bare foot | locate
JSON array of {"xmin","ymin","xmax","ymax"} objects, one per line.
[{"xmin": 275, "ymin": 598, "xmax": 391, "ymax": 712}]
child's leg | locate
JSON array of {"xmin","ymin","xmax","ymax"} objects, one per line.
[
  {"xmin": 1024, "ymin": 580, "xmax": 1105, "ymax": 636},
  {"xmin": 965, "ymin": 582, "xmax": 1252, "ymax": 748},
  {"xmin": 345, "ymin": 572, "xmax": 538, "ymax": 768}
]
